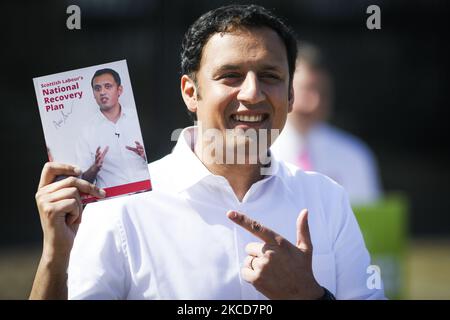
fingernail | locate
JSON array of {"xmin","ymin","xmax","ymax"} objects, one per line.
[
  {"xmin": 99, "ymin": 188, "xmax": 106, "ymax": 197},
  {"xmin": 228, "ymin": 211, "xmax": 237, "ymax": 219}
]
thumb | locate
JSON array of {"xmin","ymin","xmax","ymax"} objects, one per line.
[{"xmin": 296, "ymin": 209, "xmax": 312, "ymax": 252}]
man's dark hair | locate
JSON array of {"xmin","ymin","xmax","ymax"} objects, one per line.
[
  {"xmin": 91, "ymin": 68, "xmax": 121, "ymax": 88},
  {"xmin": 181, "ymin": 4, "xmax": 298, "ymax": 120}
]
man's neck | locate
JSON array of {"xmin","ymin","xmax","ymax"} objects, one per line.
[
  {"xmin": 101, "ymin": 104, "xmax": 122, "ymax": 123},
  {"xmin": 194, "ymin": 140, "xmax": 267, "ymax": 202}
]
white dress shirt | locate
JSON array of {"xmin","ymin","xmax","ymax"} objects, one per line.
[
  {"xmin": 271, "ymin": 121, "xmax": 382, "ymax": 204},
  {"xmin": 68, "ymin": 126, "xmax": 385, "ymax": 300},
  {"xmin": 75, "ymin": 108, "xmax": 149, "ymax": 188}
]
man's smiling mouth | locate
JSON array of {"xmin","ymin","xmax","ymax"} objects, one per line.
[{"xmin": 231, "ymin": 113, "xmax": 269, "ymax": 123}]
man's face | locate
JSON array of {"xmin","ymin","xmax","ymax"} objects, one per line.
[
  {"xmin": 291, "ymin": 63, "xmax": 330, "ymax": 117},
  {"xmin": 92, "ymin": 73, "xmax": 122, "ymax": 112},
  {"xmin": 184, "ymin": 27, "xmax": 292, "ymax": 152}
]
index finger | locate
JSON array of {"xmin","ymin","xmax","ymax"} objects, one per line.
[
  {"xmin": 126, "ymin": 146, "xmax": 138, "ymax": 152},
  {"xmin": 42, "ymin": 176, "xmax": 105, "ymax": 198},
  {"xmin": 38, "ymin": 162, "xmax": 82, "ymax": 189},
  {"xmin": 227, "ymin": 210, "xmax": 281, "ymax": 244},
  {"xmin": 101, "ymin": 146, "xmax": 109, "ymax": 157}
]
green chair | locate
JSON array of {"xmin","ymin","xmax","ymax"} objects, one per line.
[{"xmin": 352, "ymin": 193, "xmax": 409, "ymax": 299}]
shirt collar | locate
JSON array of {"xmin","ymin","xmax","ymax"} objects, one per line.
[
  {"xmin": 95, "ymin": 106, "xmax": 127, "ymax": 123},
  {"xmin": 170, "ymin": 126, "xmax": 283, "ymax": 192}
]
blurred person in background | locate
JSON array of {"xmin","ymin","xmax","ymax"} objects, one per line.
[{"xmin": 271, "ymin": 42, "xmax": 382, "ymax": 204}]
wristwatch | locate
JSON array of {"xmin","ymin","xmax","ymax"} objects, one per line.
[{"xmin": 318, "ymin": 286, "xmax": 336, "ymax": 300}]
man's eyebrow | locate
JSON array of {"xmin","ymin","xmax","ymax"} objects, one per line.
[
  {"xmin": 93, "ymin": 81, "xmax": 113, "ymax": 86},
  {"xmin": 213, "ymin": 64, "xmax": 241, "ymax": 73},
  {"xmin": 213, "ymin": 64, "xmax": 284, "ymax": 74},
  {"xmin": 258, "ymin": 64, "xmax": 284, "ymax": 72}
]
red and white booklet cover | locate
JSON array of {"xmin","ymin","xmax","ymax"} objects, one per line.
[{"xmin": 33, "ymin": 60, "xmax": 151, "ymax": 203}]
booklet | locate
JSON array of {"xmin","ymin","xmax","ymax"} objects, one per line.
[{"xmin": 33, "ymin": 60, "xmax": 151, "ymax": 203}]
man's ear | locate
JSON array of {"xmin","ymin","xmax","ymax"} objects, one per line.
[
  {"xmin": 118, "ymin": 85, "xmax": 123, "ymax": 97},
  {"xmin": 288, "ymin": 84, "xmax": 294, "ymax": 113},
  {"xmin": 181, "ymin": 75, "xmax": 198, "ymax": 113}
]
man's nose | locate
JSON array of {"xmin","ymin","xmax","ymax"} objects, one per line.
[{"xmin": 237, "ymin": 72, "xmax": 265, "ymax": 105}]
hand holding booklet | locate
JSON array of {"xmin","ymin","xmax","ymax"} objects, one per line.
[{"xmin": 33, "ymin": 60, "xmax": 151, "ymax": 203}]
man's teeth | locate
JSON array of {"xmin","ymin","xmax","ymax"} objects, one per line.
[{"xmin": 233, "ymin": 114, "xmax": 264, "ymax": 122}]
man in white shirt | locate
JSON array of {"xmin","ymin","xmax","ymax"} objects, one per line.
[
  {"xmin": 30, "ymin": 4, "xmax": 384, "ymax": 300},
  {"xmin": 77, "ymin": 68, "xmax": 149, "ymax": 188},
  {"xmin": 271, "ymin": 43, "xmax": 382, "ymax": 204}
]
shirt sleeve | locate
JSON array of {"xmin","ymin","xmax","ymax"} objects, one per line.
[
  {"xmin": 68, "ymin": 202, "xmax": 130, "ymax": 299},
  {"xmin": 332, "ymin": 188, "xmax": 386, "ymax": 299}
]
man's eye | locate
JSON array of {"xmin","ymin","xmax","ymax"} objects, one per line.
[
  {"xmin": 221, "ymin": 73, "xmax": 241, "ymax": 79},
  {"xmin": 261, "ymin": 73, "xmax": 280, "ymax": 80}
]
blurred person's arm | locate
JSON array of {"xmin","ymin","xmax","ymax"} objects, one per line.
[
  {"xmin": 29, "ymin": 162, "xmax": 105, "ymax": 300},
  {"xmin": 346, "ymin": 144, "xmax": 383, "ymax": 204}
]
